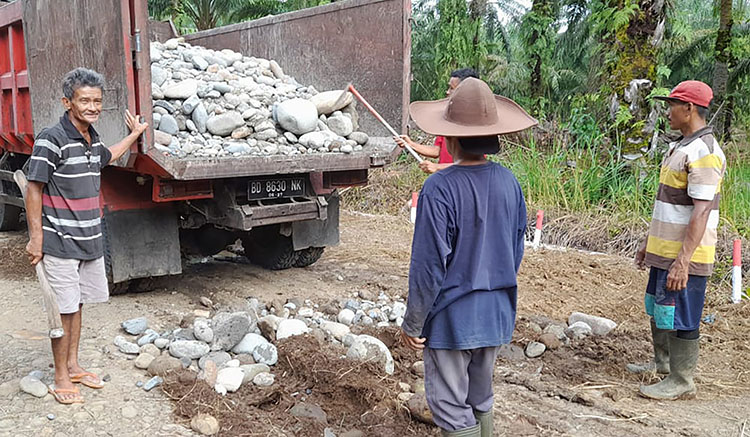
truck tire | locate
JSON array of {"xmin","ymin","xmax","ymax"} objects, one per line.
[
  {"xmin": 294, "ymin": 247, "xmax": 325, "ymax": 268},
  {"xmin": 241, "ymin": 229, "xmax": 299, "ymax": 270},
  {"xmin": 109, "ymin": 281, "xmax": 131, "ymax": 295},
  {"xmin": 0, "ymin": 162, "xmax": 21, "ymax": 231}
]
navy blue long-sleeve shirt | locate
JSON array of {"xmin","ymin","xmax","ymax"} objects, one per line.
[{"xmin": 402, "ymin": 162, "xmax": 527, "ymax": 350}]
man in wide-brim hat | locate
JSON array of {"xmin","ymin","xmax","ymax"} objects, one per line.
[{"xmin": 400, "ymin": 77, "xmax": 537, "ymax": 437}]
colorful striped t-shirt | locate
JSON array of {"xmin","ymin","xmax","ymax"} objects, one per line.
[{"xmin": 645, "ymin": 126, "xmax": 726, "ymax": 276}]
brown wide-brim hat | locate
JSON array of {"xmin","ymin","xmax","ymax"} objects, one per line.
[{"xmin": 409, "ymin": 77, "xmax": 538, "ymax": 137}]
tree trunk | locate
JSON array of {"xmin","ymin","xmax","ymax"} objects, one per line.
[
  {"xmin": 712, "ymin": 0, "xmax": 733, "ymax": 139},
  {"xmin": 598, "ymin": 0, "xmax": 666, "ymax": 155},
  {"xmin": 522, "ymin": 0, "xmax": 556, "ymax": 115}
]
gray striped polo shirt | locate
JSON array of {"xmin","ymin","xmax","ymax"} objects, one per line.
[{"xmin": 27, "ymin": 113, "xmax": 113, "ymax": 260}]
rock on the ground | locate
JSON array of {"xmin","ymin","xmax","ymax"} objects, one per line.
[
  {"xmin": 19, "ymin": 376, "xmax": 47, "ymax": 398},
  {"xmin": 137, "ymin": 329, "xmax": 160, "ymax": 346},
  {"xmin": 390, "ymin": 302, "xmax": 407, "ymax": 321},
  {"xmin": 539, "ymin": 333, "xmax": 562, "ymax": 350},
  {"xmin": 543, "ymin": 323, "xmax": 568, "ymax": 341},
  {"xmin": 276, "ymin": 319, "xmax": 310, "ymax": 340},
  {"xmin": 134, "ymin": 353, "xmax": 156, "ymax": 369},
  {"xmin": 412, "ymin": 361, "xmax": 425, "ymax": 377},
  {"xmin": 252, "ymin": 372, "xmax": 275, "ymax": 387},
  {"xmin": 216, "ymin": 367, "xmax": 244, "ymax": 393},
  {"xmin": 169, "ymin": 340, "xmax": 210, "ymax": 360},
  {"xmin": 148, "ymin": 355, "xmax": 182, "ymax": 376},
  {"xmin": 212, "ymin": 312, "xmax": 252, "ymax": 351},
  {"xmin": 407, "ymin": 394, "xmax": 434, "ymax": 424},
  {"xmin": 338, "ymin": 308, "xmax": 355, "ymax": 326},
  {"xmin": 290, "ymin": 402, "xmax": 328, "ymax": 424},
  {"xmin": 143, "ymin": 376, "xmax": 164, "ymax": 391},
  {"xmin": 199, "ymin": 351, "xmax": 232, "ymax": 370},
  {"xmin": 274, "ymin": 98, "xmax": 318, "ymax": 135},
  {"xmin": 114, "ymin": 335, "xmax": 140, "ymax": 355},
  {"xmin": 122, "ymin": 317, "xmax": 148, "ymax": 335},
  {"xmin": 497, "ymin": 343, "xmax": 526, "ymax": 362},
  {"xmin": 319, "ymin": 321, "xmax": 350, "ymax": 341},
  {"xmin": 191, "ymin": 414, "xmax": 220, "ymax": 436},
  {"xmin": 154, "ymin": 338, "xmax": 170, "ymax": 349},
  {"xmin": 346, "ymin": 335, "xmax": 394, "ymax": 375},
  {"xmin": 194, "ymin": 318, "xmax": 214, "ymax": 343},
  {"xmin": 525, "ymin": 341, "xmax": 547, "ymax": 358},
  {"xmin": 565, "ymin": 321, "xmax": 593, "ymax": 340},
  {"xmin": 568, "ymin": 312, "xmax": 617, "ymax": 336},
  {"xmin": 253, "ymin": 343, "xmax": 278, "ymax": 366},
  {"xmin": 241, "ymin": 364, "xmax": 270, "ymax": 384},
  {"xmin": 232, "ymin": 333, "xmax": 268, "ymax": 355}
]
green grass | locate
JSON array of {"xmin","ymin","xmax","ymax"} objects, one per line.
[{"xmin": 494, "ymin": 137, "xmax": 750, "ymax": 238}]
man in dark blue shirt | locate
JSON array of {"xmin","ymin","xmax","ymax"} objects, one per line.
[{"xmin": 401, "ymin": 78, "xmax": 536, "ymax": 437}]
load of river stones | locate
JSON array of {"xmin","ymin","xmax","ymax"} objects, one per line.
[{"xmin": 149, "ymin": 37, "xmax": 369, "ymax": 158}]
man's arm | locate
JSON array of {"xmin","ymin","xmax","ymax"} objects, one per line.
[
  {"xmin": 666, "ymin": 199, "xmax": 712, "ymax": 291},
  {"xmin": 401, "ymin": 190, "xmax": 452, "ymax": 348},
  {"xmin": 514, "ymin": 185, "xmax": 527, "ymax": 273},
  {"xmin": 394, "ymin": 135, "xmax": 441, "ymax": 159},
  {"xmin": 25, "ymin": 181, "xmax": 45, "ymax": 265},
  {"xmin": 105, "ymin": 110, "xmax": 148, "ymax": 165},
  {"xmin": 419, "ymin": 161, "xmax": 453, "ymax": 174}
]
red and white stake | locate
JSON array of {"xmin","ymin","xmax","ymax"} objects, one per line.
[
  {"xmin": 532, "ymin": 210, "xmax": 544, "ymax": 250},
  {"xmin": 410, "ymin": 192, "xmax": 419, "ymax": 224},
  {"xmin": 732, "ymin": 239, "xmax": 743, "ymax": 303}
]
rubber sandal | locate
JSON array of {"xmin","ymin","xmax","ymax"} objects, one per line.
[
  {"xmin": 48, "ymin": 384, "xmax": 84, "ymax": 405},
  {"xmin": 70, "ymin": 371, "xmax": 104, "ymax": 389}
]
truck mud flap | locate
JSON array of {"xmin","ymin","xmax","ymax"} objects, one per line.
[
  {"xmin": 292, "ymin": 194, "xmax": 340, "ymax": 250},
  {"xmin": 102, "ymin": 207, "xmax": 181, "ymax": 283}
]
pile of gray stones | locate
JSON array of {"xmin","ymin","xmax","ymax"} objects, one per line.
[
  {"xmin": 505, "ymin": 312, "xmax": 618, "ymax": 360},
  {"xmin": 114, "ymin": 291, "xmax": 409, "ymax": 398},
  {"xmin": 150, "ymin": 37, "xmax": 370, "ymax": 158}
]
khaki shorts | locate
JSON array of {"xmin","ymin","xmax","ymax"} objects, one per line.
[{"xmin": 41, "ymin": 255, "xmax": 109, "ymax": 314}]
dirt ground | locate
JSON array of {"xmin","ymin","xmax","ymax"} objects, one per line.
[{"xmin": 0, "ymin": 211, "xmax": 749, "ymax": 436}]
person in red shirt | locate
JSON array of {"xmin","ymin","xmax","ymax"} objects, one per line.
[{"xmin": 395, "ymin": 68, "xmax": 479, "ymax": 174}]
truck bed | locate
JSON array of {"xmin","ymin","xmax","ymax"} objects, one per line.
[{"xmin": 147, "ymin": 137, "xmax": 399, "ymax": 180}]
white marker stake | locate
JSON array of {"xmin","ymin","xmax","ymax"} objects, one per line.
[
  {"xmin": 410, "ymin": 192, "xmax": 419, "ymax": 224},
  {"xmin": 732, "ymin": 239, "xmax": 743, "ymax": 304},
  {"xmin": 532, "ymin": 210, "xmax": 544, "ymax": 250}
]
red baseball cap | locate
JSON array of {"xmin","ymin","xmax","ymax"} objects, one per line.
[{"xmin": 654, "ymin": 80, "xmax": 713, "ymax": 107}]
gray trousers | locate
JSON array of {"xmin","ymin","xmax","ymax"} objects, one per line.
[{"xmin": 424, "ymin": 346, "xmax": 499, "ymax": 431}]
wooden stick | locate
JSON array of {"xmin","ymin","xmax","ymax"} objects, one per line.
[
  {"xmin": 13, "ymin": 170, "xmax": 64, "ymax": 339},
  {"xmin": 347, "ymin": 84, "xmax": 424, "ymax": 163}
]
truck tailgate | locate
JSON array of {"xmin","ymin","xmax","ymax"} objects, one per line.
[{"xmin": 146, "ymin": 137, "xmax": 399, "ymax": 180}]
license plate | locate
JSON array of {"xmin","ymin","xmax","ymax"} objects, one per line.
[{"xmin": 248, "ymin": 177, "xmax": 305, "ymax": 200}]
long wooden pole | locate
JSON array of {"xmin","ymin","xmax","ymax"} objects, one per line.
[{"xmin": 13, "ymin": 170, "xmax": 64, "ymax": 339}]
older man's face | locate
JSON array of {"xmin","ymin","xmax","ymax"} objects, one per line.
[{"xmin": 64, "ymin": 86, "xmax": 103, "ymax": 127}]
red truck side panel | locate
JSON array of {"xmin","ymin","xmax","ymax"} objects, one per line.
[{"xmin": 0, "ymin": 1, "xmax": 33, "ymax": 153}]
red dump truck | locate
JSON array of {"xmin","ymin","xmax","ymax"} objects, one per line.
[{"xmin": 0, "ymin": 0, "xmax": 410, "ymax": 290}]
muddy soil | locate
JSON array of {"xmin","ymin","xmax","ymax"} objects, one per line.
[{"xmin": 0, "ymin": 212, "xmax": 748, "ymax": 436}]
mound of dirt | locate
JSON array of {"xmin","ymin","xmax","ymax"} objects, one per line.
[{"xmin": 163, "ymin": 329, "xmax": 435, "ymax": 436}]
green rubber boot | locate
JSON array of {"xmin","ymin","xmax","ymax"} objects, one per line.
[
  {"xmin": 441, "ymin": 423, "xmax": 481, "ymax": 437},
  {"xmin": 639, "ymin": 336, "xmax": 698, "ymax": 400},
  {"xmin": 626, "ymin": 319, "xmax": 670, "ymax": 374},
  {"xmin": 474, "ymin": 410, "xmax": 493, "ymax": 437}
]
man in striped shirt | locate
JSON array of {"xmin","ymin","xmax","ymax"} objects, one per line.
[
  {"xmin": 630, "ymin": 80, "xmax": 726, "ymax": 401},
  {"xmin": 25, "ymin": 68, "xmax": 148, "ymax": 404}
]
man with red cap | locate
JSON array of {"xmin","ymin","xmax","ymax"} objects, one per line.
[
  {"xmin": 629, "ymin": 80, "xmax": 726, "ymax": 400},
  {"xmin": 399, "ymin": 77, "xmax": 536, "ymax": 436}
]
